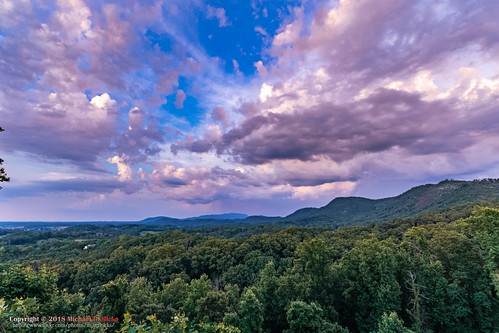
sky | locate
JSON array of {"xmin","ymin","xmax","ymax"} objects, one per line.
[{"xmin": 1, "ymin": 0, "xmax": 499, "ymax": 221}]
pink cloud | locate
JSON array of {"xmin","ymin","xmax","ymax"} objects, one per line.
[
  {"xmin": 174, "ymin": 89, "xmax": 186, "ymax": 109},
  {"xmin": 206, "ymin": 5, "xmax": 230, "ymax": 27},
  {"xmin": 211, "ymin": 106, "xmax": 229, "ymax": 128}
]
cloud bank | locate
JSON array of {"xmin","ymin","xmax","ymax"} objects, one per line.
[{"xmin": 1, "ymin": 0, "xmax": 499, "ymax": 219}]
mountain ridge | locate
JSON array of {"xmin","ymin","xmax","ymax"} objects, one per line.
[
  {"xmin": 137, "ymin": 178, "xmax": 499, "ymax": 228},
  {"xmin": 280, "ymin": 178, "xmax": 499, "ymax": 227}
]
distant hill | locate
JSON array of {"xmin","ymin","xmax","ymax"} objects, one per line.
[
  {"xmin": 242, "ymin": 215, "xmax": 282, "ymax": 223},
  {"xmin": 184, "ymin": 213, "xmax": 248, "ymax": 220},
  {"xmin": 139, "ymin": 216, "xmax": 180, "ymax": 224},
  {"xmin": 138, "ymin": 213, "xmax": 278, "ymax": 227},
  {"xmin": 282, "ymin": 179, "xmax": 499, "ymax": 227}
]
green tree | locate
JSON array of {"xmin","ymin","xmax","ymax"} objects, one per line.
[
  {"xmin": 338, "ymin": 238, "xmax": 402, "ymax": 332},
  {"xmin": 0, "ymin": 266, "xmax": 86, "ymax": 332},
  {"xmin": 238, "ymin": 288, "xmax": 263, "ymax": 333},
  {"xmin": 377, "ymin": 312, "xmax": 414, "ymax": 333},
  {"xmin": 256, "ymin": 261, "xmax": 285, "ymax": 332},
  {"xmin": 125, "ymin": 277, "xmax": 158, "ymax": 322},
  {"xmin": 197, "ymin": 289, "xmax": 230, "ymax": 322},
  {"xmin": 0, "ymin": 127, "xmax": 9, "ymax": 189},
  {"xmin": 99, "ymin": 274, "xmax": 129, "ymax": 320},
  {"xmin": 0, "ymin": 266, "xmax": 57, "ymax": 305},
  {"xmin": 462, "ymin": 207, "xmax": 499, "ymax": 296},
  {"xmin": 320, "ymin": 322, "xmax": 349, "ymax": 333},
  {"xmin": 181, "ymin": 274, "xmax": 211, "ymax": 322},
  {"xmin": 401, "ymin": 227, "xmax": 450, "ymax": 330},
  {"xmin": 0, "ymin": 297, "xmax": 39, "ymax": 333},
  {"xmin": 294, "ymin": 238, "xmax": 337, "ymax": 321},
  {"xmin": 285, "ymin": 301, "xmax": 323, "ymax": 333},
  {"xmin": 156, "ymin": 277, "xmax": 189, "ymax": 322},
  {"xmin": 428, "ymin": 226, "xmax": 498, "ymax": 331}
]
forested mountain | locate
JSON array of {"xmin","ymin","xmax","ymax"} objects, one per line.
[
  {"xmin": 140, "ymin": 213, "xmax": 249, "ymax": 224},
  {"xmin": 185, "ymin": 214, "xmax": 249, "ymax": 220},
  {"xmin": 134, "ymin": 179, "xmax": 499, "ymax": 230},
  {"xmin": 282, "ymin": 179, "xmax": 499, "ymax": 227}
]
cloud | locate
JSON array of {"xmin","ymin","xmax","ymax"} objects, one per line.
[
  {"xmin": 271, "ymin": 0, "xmax": 499, "ymax": 85},
  {"xmin": 206, "ymin": 5, "xmax": 230, "ymax": 27},
  {"xmin": 1, "ymin": 90, "xmax": 118, "ymax": 170},
  {"xmin": 112, "ymin": 106, "xmax": 165, "ymax": 165},
  {"xmin": 169, "ymin": 0, "xmax": 499, "ymax": 203},
  {"xmin": 2, "ymin": 0, "xmax": 499, "ymax": 215},
  {"xmin": 107, "ymin": 155, "xmax": 134, "ymax": 182},
  {"xmin": 254, "ymin": 60, "xmax": 268, "ymax": 77},
  {"xmin": 53, "ymin": 0, "xmax": 91, "ymax": 40},
  {"xmin": 148, "ymin": 162, "xmax": 251, "ymax": 204},
  {"xmin": 90, "ymin": 93, "xmax": 116, "ymax": 109},
  {"xmin": 211, "ymin": 106, "xmax": 229, "ymax": 128},
  {"xmin": 174, "ymin": 89, "xmax": 186, "ymax": 109},
  {"xmin": 0, "ymin": 1, "xmax": 181, "ymax": 172},
  {"xmin": 174, "ymin": 84, "xmax": 499, "ymax": 170},
  {"xmin": 292, "ymin": 181, "xmax": 356, "ymax": 200},
  {"xmin": 232, "ymin": 59, "xmax": 241, "ymax": 75},
  {"xmin": 254, "ymin": 26, "xmax": 268, "ymax": 37},
  {"xmin": 3, "ymin": 178, "xmax": 125, "ymax": 198},
  {"xmin": 138, "ymin": 156, "xmax": 363, "ymax": 204}
]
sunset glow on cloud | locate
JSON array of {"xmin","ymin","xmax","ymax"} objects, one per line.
[{"xmin": 1, "ymin": 0, "xmax": 499, "ymax": 220}]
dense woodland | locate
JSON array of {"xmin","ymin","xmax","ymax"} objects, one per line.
[{"xmin": 1, "ymin": 200, "xmax": 498, "ymax": 332}]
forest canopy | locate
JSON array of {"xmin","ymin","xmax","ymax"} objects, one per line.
[{"xmin": 0, "ymin": 204, "xmax": 498, "ymax": 332}]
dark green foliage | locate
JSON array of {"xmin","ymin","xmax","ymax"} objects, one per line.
[
  {"xmin": 285, "ymin": 301, "xmax": 323, "ymax": 333},
  {"xmin": 125, "ymin": 277, "xmax": 156, "ymax": 322},
  {"xmin": 119, "ymin": 312, "xmax": 241, "ymax": 332},
  {"xmin": 338, "ymin": 238, "xmax": 403, "ymax": 332},
  {"xmin": 377, "ymin": 312, "xmax": 414, "ymax": 333},
  {"xmin": 256, "ymin": 261, "xmax": 286, "ymax": 333},
  {"xmin": 284, "ymin": 301, "xmax": 346, "ymax": 333},
  {"xmin": 155, "ymin": 277, "xmax": 189, "ymax": 321},
  {"xmin": 0, "ymin": 266, "xmax": 57, "ymax": 303},
  {"xmin": 321, "ymin": 322, "xmax": 349, "ymax": 333},
  {"xmin": 1, "ymin": 204, "xmax": 498, "ymax": 332},
  {"xmin": 180, "ymin": 274, "xmax": 210, "ymax": 322},
  {"xmin": 428, "ymin": 227, "xmax": 497, "ymax": 331},
  {"xmin": 99, "ymin": 274, "xmax": 129, "ymax": 320},
  {"xmin": 0, "ymin": 267, "xmax": 85, "ymax": 332},
  {"xmin": 238, "ymin": 288, "xmax": 263, "ymax": 333},
  {"xmin": 462, "ymin": 207, "xmax": 499, "ymax": 296},
  {"xmin": 283, "ymin": 207, "xmax": 318, "ymax": 220},
  {"xmin": 293, "ymin": 239, "xmax": 337, "ymax": 321}
]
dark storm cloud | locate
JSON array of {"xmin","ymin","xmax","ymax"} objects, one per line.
[{"xmin": 172, "ymin": 88, "xmax": 499, "ymax": 165}]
